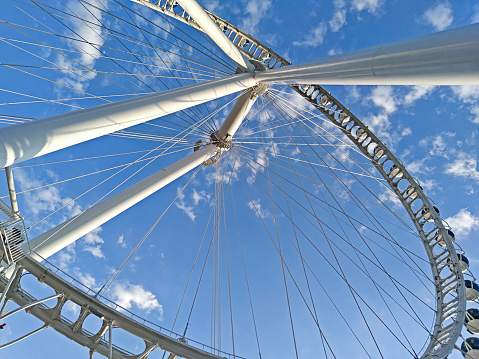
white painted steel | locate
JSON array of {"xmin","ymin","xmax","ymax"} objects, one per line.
[
  {"xmin": 5, "ymin": 167, "xmax": 19, "ymax": 214},
  {"xmin": 0, "ymin": 73, "xmax": 256, "ymax": 168},
  {"xmin": 256, "ymin": 24, "xmax": 479, "ymax": 85},
  {"xmin": 175, "ymin": 0, "xmax": 254, "ymax": 72},
  {"xmin": 23, "ymin": 144, "xmax": 217, "ymax": 260},
  {"xmin": 108, "ymin": 321, "xmax": 113, "ymax": 359},
  {"xmin": 0, "ymin": 325, "xmax": 49, "ymax": 350},
  {"xmin": 0, "ymin": 263, "xmax": 18, "ymax": 314},
  {"xmin": 217, "ymin": 89, "xmax": 257, "ymax": 140},
  {"xmin": 0, "ymin": 257, "xmax": 228, "ymax": 359},
  {"xmin": 0, "ymin": 293, "xmax": 62, "ymax": 321}
]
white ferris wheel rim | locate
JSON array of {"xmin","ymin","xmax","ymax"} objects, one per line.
[{"xmin": 0, "ymin": 0, "xmax": 475, "ymax": 358}]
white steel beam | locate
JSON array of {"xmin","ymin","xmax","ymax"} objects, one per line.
[
  {"xmin": 4, "ymin": 167, "xmax": 19, "ymax": 214},
  {"xmin": 216, "ymin": 88, "xmax": 258, "ymax": 141},
  {"xmin": 255, "ymin": 24, "xmax": 479, "ymax": 86},
  {"xmin": 175, "ymin": 0, "xmax": 254, "ymax": 72},
  {"xmin": 23, "ymin": 144, "xmax": 217, "ymax": 260},
  {"xmin": 0, "ymin": 73, "xmax": 256, "ymax": 168}
]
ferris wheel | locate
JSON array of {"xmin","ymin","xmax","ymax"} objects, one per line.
[{"xmin": 0, "ymin": 0, "xmax": 478, "ymax": 358}]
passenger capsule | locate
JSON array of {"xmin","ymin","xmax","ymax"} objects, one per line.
[
  {"xmin": 466, "ymin": 309, "xmax": 479, "ymax": 334},
  {"xmin": 434, "ymin": 229, "xmax": 455, "ymax": 247},
  {"xmin": 421, "ymin": 206, "xmax": 440, "ymax": 222},
  {"xmin": 389, "ymin": 164, "xmax": 403, "ymax": 178},
  {"xmin": 404, "ymin": 185, "xmax": 423, "ymax": 200},
  {"xmin": 373, "ymin": 146, "xmax": 385, "ymax": 159},
  {"xmin": 238, "ymin": 38, "xmax": 250, "ymax": 48},
  {"xmin": 465, "ymin": 280, "xmax": 479, "ymax": 302},
  {"xmin": 301, "ymin": 84, "xmax": 311, "ymax": 92},
  {"xmin": 320, "ymin": 95, "xmax": 331, "ymax": 107},
  {"xmin": 356, "ymin": 128, "xmax": 367, "ymax": 141},
  {"xmin": 462, "ymin": 337, "xmax": 479, "ymax": 358},
  {"xmin": 448, "ymin": 253, "xmax": 470, "ymax": 273},
  {"xmin": 339, "ymin": 112, "xmax": 350, "ymax": 123}
]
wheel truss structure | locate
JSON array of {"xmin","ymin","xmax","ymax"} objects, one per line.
[{"xmin": 0, "ymin": 1, "xmax": 477, "ymax": 358}]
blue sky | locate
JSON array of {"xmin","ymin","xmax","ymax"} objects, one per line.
[{"xmin": 1, "ymin": 0, "xmax": 479, "ymax": 358}]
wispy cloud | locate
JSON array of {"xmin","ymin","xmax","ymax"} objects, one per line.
[
  {"xmin": 472, "ymin": 4, "xmax": 479, "ymax": 23},
  {"xmin": 451, "ymin": 86, "xmax": 479, "ymax": 103},
  {"xmin": 292, "ymin": 23, "xmax": 328, "ymax": 48},
  {"xmin": 445, "ymin": 151, "xmax": 479, "ymax": 183},
  {"xmin": 117, "ymin": 234, "xmax": 127, "ymax": 248},
  {"xmin": 55, "ymin": 0, "xmax": 109, "ymax": 94},
  {"xmin": 422, "ymin": 2, "xmax": 453, "ymax": 31},
  {"xmin": 238, "ymin": 0, "xmax": 272, "ymax": 36},
  {"xmin": 404, "ymin": 85, "xmax": 436, "ymax": 106},
  {"xmin": 294, "ymin": 0, "xmax": 384, "ymax": 48},
  {"xmin": 330, "ymin": 0, "xmax": 347, "ymax": 32},
  {"xmin": 378, "ymin": 188, "xmax": 402, "ymax": 208},
  {"xmin": 419, "ymin": 133, "xmax": 454, "ymax": 158},
  {"xmin": 15, "ymin": 168, "xmax": 82, "ymax": 228},
  {"xmin": 450, "ymin": 86, "xmax": 479, "ymax": 123},
  {"xmin": 57, "ymin": 243, "xmax": 76, "ymax": 271},
  {"xmin": 200, "ymin": 0, "xmax": 223, "ymax": 13},
  {"xmin": 83, "ymin": 227, "xmax": 105, "ymax": 258},
  {"xmin": 351, "ymin": 0, "xmax": 383, "ymax": 14},
  {"xmin": 175, "ymin": 188, "xmax": 196, "ymax": 221},
  {"xmin": 192, "ymin": 188, "xmax": 211, "ymax": 205},
  {"xmin": 247, "ymin": 199, "xmax": 270, "ymax": 218}
]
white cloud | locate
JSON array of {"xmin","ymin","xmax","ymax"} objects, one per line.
[
  {"xmin": 239, "ymin": 0, "xmax": 272, "ymax": 36},
  {"xmin": 15, "ymin": 169, "xmax": 63, "ymax": 216},
  {"xmin": 110, "ymin": 281, "xmax": 163, "ymax": 317},
  {"xmin": 378, "ymin": 188, "xmax": 401, "ymax": 208},
  {"xmin": 423, "ymin": 2, "xmax": 453, "ymax": 31},
  {"xmin": 365, "ymin": 113, "xmax": 389, "ymax": 135},
  {"xmin": 57, "ymin": 243, "xmax": 76, "ymax": 271},
  {"xmin": 348, "ymin": 86, "xmax": 361, "ymax": 103},
  {"xmin": 82, "ymin": 227, "xmax": 105, "ymax": 259},
  {"xmin": 63, "ymin": 300, "xmax": 81, "ymax": 315},
  {"xmin": 451, "ymin": 86, "xmax": 479, "ymax": 103},
  {"xmin": 445, "ymin": 152, "xmax": 479, "ymax": 183},
  {"xmin": 472, "ymin": 4, "xmax": 479, "ymax": 23},
  {"xmin": 292, "ymin": 23, "xmax": 328, "ymax": 47},
  {"xmin": 15, "ymin": 168, "xmax": 83, "ymax": 231},
  {"xmin": 450, "ymin": 86, "xmax": 479, "ymax": 123},
  {"xmin": 369, "ymin": 86, "xmax": 397, "ymax": 114},
  {"xmin": 330, "ymin": 0, "xmax": 347, "ymax": 32},
  {"xmin": 117, "ymin": 234, "xmax": 127, "ymax": 248},
  {"xmin": 192, "ymin": 189, "xmax": 211, "ymax": 205},
  {"xmin": 55, "ymin": 0, "xmax": 108, "ymax": 94},
  {"xmin": 330, "ymin": 9, "xmax": 347, "ymax": 32},
  {"xmin": 419, "ymin": 179, "xmax": 440, "ymax": 192},
  {"xmin": 246, "ymin": 149, "xmax": 267, "ymax": 184},
  {"xmin": 419, "ymin": 133, "xmax": 455, "ymax": 157},
  {"xmin": 351, "ymin": 0, "xmax": 382, "ymax": 13},
  {"xmin": 83, "ymin": 245, "xmax": 105, "ymax": 259},
  {"xmin": 175, "ymin": 188, "xmax": 196, "ymax": 221},
  {"xmin": 445, "ymin": 209, "xmax": 479, "ymax": 237},
  {"xmin": 471, "ymin": 106, "xmax": 479, "ymax": 124},
  {"xmin": 83, "ymin": 227, "xmax": 103, "ymax": 245},
  {"xmin": 328, "ymin": 48, "xmax": 343, "ymax": 56},
  {"xmin": 73, "ymin": 268, "xmax": 97, "ymax": 289},
  {"xmin": 405, "ymin": 158, "xmax": 434, "ymax": 175},
  {"xmin": 200, "ymin": 0, "xmax": 223, "ymax": 12},
  {"xmin": 204, "ymin": 168, "xmax": 239, "ymax": 186},
  {"xmin": 247, "ymin": 199, "xmax": 270, "ymax": 218},
  {"xmin": 404, "ymin": 85, "xmax": 436, "ymax": 105}
]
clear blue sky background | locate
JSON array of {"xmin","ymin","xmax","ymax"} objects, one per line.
[{"xmin": 0, "ymin": 0, "xmax": 478, "ymax": 358}]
